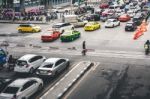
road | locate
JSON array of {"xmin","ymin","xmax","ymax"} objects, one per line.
[{"xmin": 0, "ymin": 16, "xmax": 150, "ymax": 99}]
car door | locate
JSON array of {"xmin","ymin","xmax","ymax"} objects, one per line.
[
  {"xmin": 113, "ymin": 19, "xmax": 117, "ymax": 26},
  {"xmin": 33, "ymin": 56, "xmax": 44, "ymax": 69},
  {"xmin": 54, "ymin": 59, "xmax": 66, "ymax": 73},
  {"xmin": 19, "ymin": 80, "xmax": 38, "ymax": 98}
]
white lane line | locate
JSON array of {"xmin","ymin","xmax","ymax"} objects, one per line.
[{"xmin": 92, "ymin": 62, "xmax": 100, "ymax": 71}]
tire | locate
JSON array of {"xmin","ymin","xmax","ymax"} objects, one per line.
[
  {"xmin": 38, "ymin": 84, "xmax": 43, "ymax": 91},
  {"xmin": 18, "ymin": 29, "xmax": 22, "ymax": 33},
  {"xmin": 29, "ymin": 68, "xmax": 34, "ymax": 74},
  {"xmin": 32, "ymin": 29, "xmax": 36, "ymax": 33}
]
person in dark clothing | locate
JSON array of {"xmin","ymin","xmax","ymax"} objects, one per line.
[
  {"xmin": 8, "ymin": 55, "xmax": 13, "ymax": 64},
  {"xmin": 144, "ymin": 40, "xmax": 150, "ymax": 50},
  {"xmin": 82, "ymin": 41, "xmax": 86, "ymax": 49}
]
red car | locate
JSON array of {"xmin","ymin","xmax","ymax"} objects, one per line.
[
  {"xmin": 99, "ymin": 3, "xmax": 109, "ymax": 9},
  {"xmin": 41, "ymin": 30, "xmax": 61, "ymax": 42},
  {"xmin": 118, "ymin": 14, "xmax": 131, "ymax": 22}
]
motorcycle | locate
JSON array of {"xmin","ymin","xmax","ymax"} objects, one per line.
[{"xmin": 144, "ymin": 44, "xmax": 149, "ymax": 55}]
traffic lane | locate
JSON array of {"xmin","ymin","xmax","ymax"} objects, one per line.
[
  {"xmin": 16, "ymin": 21, "xmax": 145, "ymax": 52},
  {"xmin": 110, "ymin": 65, "xmax": 150, "ymax": 99},
  {"xmin": 64, "ymin": 62, "xmax": 128, "ymax": 99}
]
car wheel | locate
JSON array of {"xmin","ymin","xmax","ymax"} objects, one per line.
[
  {"xmin": 32, "ymin": 29, "xmax": 36, "ymax": 33},
  {"xmin": 29, "ymin": 68, "xmax": 34, "ymax": 74},
  {"xmin": 18, "ymin": 29, "xmax": 22, "ymax": 33},
  {"xmin": 38, "ymin": 84, "xmax": 43, "ymax": 91}
]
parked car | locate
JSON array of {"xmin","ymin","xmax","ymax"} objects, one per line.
[
  {"xmin": 41, "ymin": 30, "xmax": 61, "ymax": 42},
  {"xmin": 0, "ymin": 78, "xmax": 13, "ymax": 93},
  {"xmin": 118, "ymin": 14, "xmax": 131, "ymax": 22},
  {"xmin": 17, "ymin": 24, "xmax": 41, "ymax": 33},
  {"xmin": 132, "ymin": 14, "xmax": 144, "ymax": 26},
  {"xmin": 73, "ymin": 19, "xmax": 88, "ymax": 28},
  {"xmin": 60, "ymin": 30, "xmax": 81, "ymax": 42},
  {"xmin": 105, "ymin": 19, "xmax": 120, "ymax": 28},
  {"xmin": 84, "ymin": 22, "xmax": 101, "ymax": 31},
  {"xmin": 125, "ymin": 21, "xmax": 137, "ymax": 31},
  {"xmin": 85, "ymin": 14, "xmax": 100, "ymax": 21},
  {"xmin": 14, "ymin": 54, "xmax": 46, "ymax": 74},
  {"xmin": 127, "ymin": 10, "xmax": 135, "ymax": 17},
  {"xmin": 0, "ymin": 77, "xmax": 43, "ymax": 99},
  {"xmin": 52, "ymin": 23, "xmax": 74, "ymax": 33},
  {"xmin": 36, "ymin": 58, "xmax": 69, "ymax": 77}
]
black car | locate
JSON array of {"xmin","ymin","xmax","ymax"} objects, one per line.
[
  {"xmin": 125, "ymin": 22, "xmax": 137, "ymax": 31},
  {"xmin": 132, "ymin": 14, "xmax": 144, "ymax": 26},
  {"xmin": 0, "ymin": 78, "xmax": 13, "ymax": 92},
  {"xmin": 86, "ymin": 14, "xmax": 100, "ymax": 21}
]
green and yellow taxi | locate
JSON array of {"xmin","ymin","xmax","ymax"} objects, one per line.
[
  {"xmin": 84, "ymin": 22, "xmax": 101, "ymax": 31},
  {"xmin": 60, "ymin": 30, "xmax": 80, "ymax": 42},
  {"xmin": 17, "ymin": 24, "xmax": 41, "ymax": 33}
]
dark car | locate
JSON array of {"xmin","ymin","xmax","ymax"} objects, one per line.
[
  {"xmin": 125, "ymin": 22, "xmax": 137, "ymax": 31},
  {"xmin": 86, "ymin": 14, "xmax": 100, "ymax": 21},
  {"xmin": 132, "ymin": 14, "xmax": 144, "ymax": 26},
  {"xmin": 0, "ymin": 78, "xmax": 13, "ymax": 92}
]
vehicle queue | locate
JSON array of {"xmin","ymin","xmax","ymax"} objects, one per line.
[{"xmin": 0, "ymin": 0, "xmax": 149, "ymax": 99}]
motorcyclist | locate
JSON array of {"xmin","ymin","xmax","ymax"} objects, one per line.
[{"xmin": 144, "ymin": 40, "xmax": 150, "ymax": 50}]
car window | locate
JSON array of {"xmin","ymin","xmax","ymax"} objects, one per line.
[
  {"xmin": 0, "ymin": 50, "xmax": 5, "ymax": 55},
  {"xmin": 55, "ymin": 59, "xmax": 65, "ymax": 67},
  {"xmin": 3, "ymin": 86, "xmax": 19, "ymax": 94},
  {"xmin": 21, "ymin": 81, "xmax": 36, "ymax": 91},
  {"xmin": 16, "ymin": 60, "xmax": 27, "ymax": 66},
  {"xmin": 36, "ymin": 56, "xmax": 43, "ymax": 60},
  {"xmin": 42, "ymin": 62, "xmax": 54, "ymax": 68},
  {"xmin": 29, "ymin": 56, "xmax": 40, "ymax": 63}
]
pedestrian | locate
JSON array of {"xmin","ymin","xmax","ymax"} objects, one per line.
[{"xmin": 82, "ymin": 41, "xmax": 86, "ymax": 49}]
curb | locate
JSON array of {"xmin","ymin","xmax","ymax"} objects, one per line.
[{"xmin": 57, "ymin": 62, "xmax": 94, "ymax": 99}]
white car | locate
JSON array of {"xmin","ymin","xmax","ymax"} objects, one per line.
[
  {"xmin": 0, "ymin": 77, "xmax": 43, "ymax": 99},
  {"xmin": 127, "ymin": 10, "xmax": 135, "ymax": 17},
  {"xmin": 105, "ymin": 19, "xmax": 120, "ymax": 28},
  {"xmin": 36, "ymin": 58, "xmax": 69, "ymax": 77},
  {"xmin": 14, "ymin": 54, "xmax": 46, "ymax": 73},
  {"xmin": 52, "ymin": 23, "xmax": 74, "ymax": 33}
]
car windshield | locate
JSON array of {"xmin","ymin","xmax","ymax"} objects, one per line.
[
  {"xmin": 42, "ymin": 62, "xmax": 54, "ymax": 68},
  {"xmin": 16, "ymin": 60, "xmax": 27, "ymax": 66},
  {"xmin": 52, "ymin": 25, "xmax": 61, "ymax": 28},
  {"xmin": 0, "ymin": 50, "xmax": 5, "ymax": 55},
  {"xmin": 3, "ymin": 86, "xmax": 19, "ymax": 94}
]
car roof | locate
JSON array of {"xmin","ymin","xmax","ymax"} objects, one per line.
[
  {"xmin": 9, "ymin": 78, "xmax": 30, "ymax": 87},
  {"xmin": 19, "ymin": 54, "xmax": 37, "ymax": 61},
  {"xmin": 45, "ymin": 58, "xmax": 61, "ymax": 63},
  {"xmin": 54, "ymin": 23, "xmax": 65, "ymax": 25}
]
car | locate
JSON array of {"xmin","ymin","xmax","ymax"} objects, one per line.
[
  {"xmin": 36, "ymin": 58, "xmax": 69, "ymax": 77},
  {"xmin": 14, "ymin": 54, "xmax": 46, "ymax": 74},
  {"xmin": 41, "ymin": 30, "xmax": 61, "ymax": 42},
  {"xmin": 0, "ymin": 48, "xmax": 7, "ymax": 67},
  {"xmin": 84, "ymin": 22, "xmax": 101, "ymax": 31},
  {"xmin": 125, "ymin": 22, "xmax": 137, "ymax": 31},
  {"xmin": 17, "ymin": 24, "xmax": 41, "ymax": 33},
  {"xmin": 105, "ymin": 19, "xmax": 120, "ymax": 28},
  {"xmin": 127, "ymin": 10, "xmax": 135, "ymax": 17},
  {"xmin": 85, "ymin": 14, "xmax": 100, "ymax": 21},
  {"xmin": 73, "ymin": 19, "xmax": 88, "ymax": 28},
  {"xmin": 118, "ymin": 14, "xmax": 131, "ymax": 22},
  {"xmin": 99, "ymin": 3, "xmax": 109, "ymax": 9},
  {"xmin": 60, "ymin": 30, "xmax": 81, "ymax": 42},
  {"xmin": 0, "ymin": 78, "xmax": 13, "ymax": 93},
  {"xmin": 0, "ymin": 77, "xmax": 43, "ymax": 99},
  {"xmin": 52, "ymin": 23, "xmax": 74, "ymax": 33}
]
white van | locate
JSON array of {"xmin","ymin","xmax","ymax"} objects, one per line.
[
  {"xmin": 52, "ymin": 23, "xmax": 74, "ymax": 33},
  {"xmin": 14, "ymin": 54, "xmax": 46, "ymax": 74}
]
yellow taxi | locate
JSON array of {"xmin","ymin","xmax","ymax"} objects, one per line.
[
  {"xmin": 84, "ymin": 22, "xmax": 101, "ymax": 31},
  {"xmin": 17, "ymin": 24, "xmax": 41, "ymax": 33}
]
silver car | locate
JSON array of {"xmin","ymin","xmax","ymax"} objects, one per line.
[{"xmin": 36, "ymin": 58, "xmax": 69, "ymax": 77}]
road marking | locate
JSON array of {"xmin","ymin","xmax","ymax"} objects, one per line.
[{"xmin": 92, "ymin": 62, "xmax": 100, "ymax": 71}]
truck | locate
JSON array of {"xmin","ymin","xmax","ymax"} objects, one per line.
[{"xmin": 64, "ymin": 15, "xmax": 88, "ymax": 28}]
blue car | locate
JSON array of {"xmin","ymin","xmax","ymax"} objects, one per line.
[{"xmin": 0, "ymin": 49, "xmax": 7, "ymax": 66}]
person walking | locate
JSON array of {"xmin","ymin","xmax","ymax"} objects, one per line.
[{"xmin": 82, "ymin": 41, "xmax": 87, "ymax": 56}]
